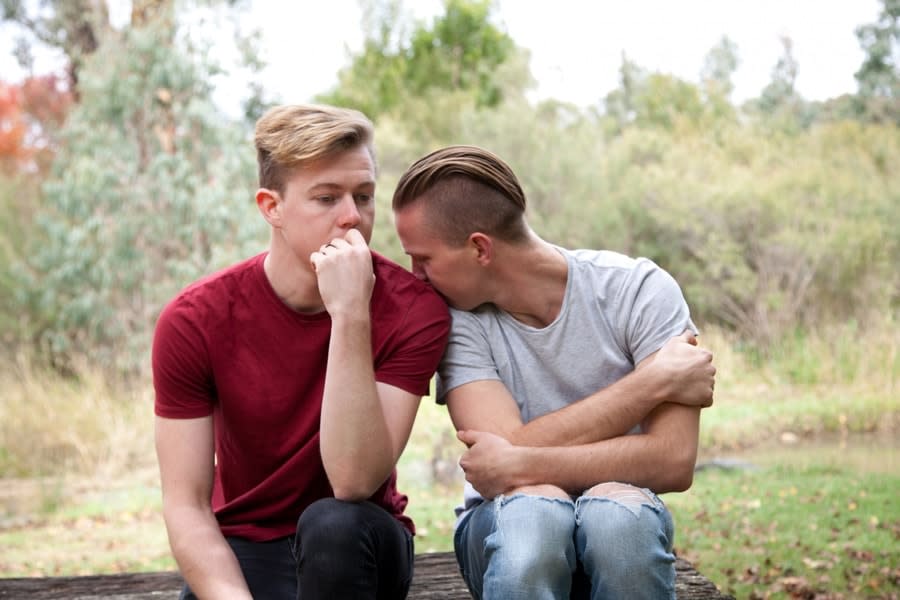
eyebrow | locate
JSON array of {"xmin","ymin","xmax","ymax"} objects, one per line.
[{"xmin": 307, "ymin": 181, "xmax": 375, "ymax": 194}]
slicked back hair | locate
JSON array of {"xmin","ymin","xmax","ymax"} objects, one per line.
[
  {"xmin": 254, "ymin": 104, "xmax": 375, "ymax": 193},
  {"xmin": 392, "ymin": 145, "xmax": 529, "ymax": 247}
]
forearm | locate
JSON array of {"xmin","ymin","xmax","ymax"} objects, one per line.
[
  {"xmin": 507, "ymin": 368, "xmax": 665, "ymax": 447},
  {"xmin": 164, "ymin": 504, "xmax": 251, "ymax": 600},
  {"xmin": 511, "ymin": 433, "xmax": 696, "ymax": 494},
  {"xmin": 320, "ymin": 314, "xmax": 395, "ymax": 500}
]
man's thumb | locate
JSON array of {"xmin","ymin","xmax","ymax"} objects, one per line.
[{"xmin": 457, "ymin": 430, "xmax": 476, "ymax": 447}]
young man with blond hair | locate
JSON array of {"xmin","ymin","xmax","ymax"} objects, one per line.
[
  {"xmin": 392, "ymin": 145, "xmax": 716, "ymax": 599},
  {"xmin": 152, "ymin": 104, "xmax": 449, "ymax": 599}
]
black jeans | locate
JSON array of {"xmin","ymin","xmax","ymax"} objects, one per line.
[{"xmin": 180, "ymin": 498, "xmax": 414, "ymax": 599}]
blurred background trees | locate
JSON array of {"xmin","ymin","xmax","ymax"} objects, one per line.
[
  {"xmin": 0, "ymin": 0, "xmax": 897, "ymax": 379},
  {"xmin": 1, "ymin": 0, "xmax": 263, "ymax": 373}
]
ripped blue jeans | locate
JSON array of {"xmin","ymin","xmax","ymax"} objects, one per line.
[{"xmin": 454, "ymin": 484, "xmax": 675, "ymax": 600}]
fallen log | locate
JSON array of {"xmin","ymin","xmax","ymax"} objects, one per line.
[{"xmin": 0, "ymin": 552, "xmax": 733, "ymax": 599}]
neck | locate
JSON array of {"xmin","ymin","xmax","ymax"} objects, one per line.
[
  {"xmin": 264, "ymin": 248, "xmax": 325, "ymax": 314},
  {"xmin": 491, "ymin": 237, "xmax": 568, "ymax": 328}
]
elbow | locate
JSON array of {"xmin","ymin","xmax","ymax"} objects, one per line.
[
  {"xmin": 659, "ymin": 447, "xmax": 698, "ymax": 493},
  {"xmin": 329, "ymin": 470, "xmax": 388, "ymax": 502},
  {"xmin": 665, "ymin": 467, "xmax": 694, "ymax": 492},
  {"xmin": 324, "ymin": 453, "xmax": 396, "ymax": 501},
  {"xmin": 331, "ymin": 484, "xmax": 374, "ymax": 502}
]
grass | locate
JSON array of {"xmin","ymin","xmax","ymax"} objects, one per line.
[
  {"xmin": 667, "ymin": 466, "xmax": 900, "ymax": 599},
  {"xmin": 0, "ymin": 322, "xmax": 897, "ymax": 596},
  {"xmin": 0, "ymin": 469, "xmax": 173, "ymax": 576}
]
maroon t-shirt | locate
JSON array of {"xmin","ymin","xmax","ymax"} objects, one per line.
[{"xmin": 152, "ymin": 251, "xmax": 450, "ymax": 540}]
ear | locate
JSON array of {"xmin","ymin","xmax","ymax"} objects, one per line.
[
  {"xmin": 256, "ymin": 188, "xmax": 281, "ymax": 227},
  {"xmin": 469, "ymin": 232, "xmax": 493, "ymax": 266}
]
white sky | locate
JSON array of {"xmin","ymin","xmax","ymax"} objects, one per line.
[{"xmin": 1, "ymin": 0, "xmax": 883, "ymax": 110}]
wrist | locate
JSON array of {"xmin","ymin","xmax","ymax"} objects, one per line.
[
  {"xmin": 328, "ymin": 309, "xmax": 371, "ymax": 328},
  {"xmin": 512, "ymin": 446, "xmax": 537, "ymax": 487},
  {"xmin": 638, "ymin": 362, "xmax": 669, "ymax": 406}
]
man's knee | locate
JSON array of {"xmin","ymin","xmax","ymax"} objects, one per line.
[
  {"xmin": 295, "ymin": 499, "xmax": 412, "ymax": 596},
  {"xmin": 580, "ymin": 482, "xmax": 663, "ymax": 526},
  {"xmin": 584, "ymin": 481, "xmax": 653, "ymax": 505},
  {"xmin": 296, "ymin": 498, "xmax": 371, "ymax": 548},
  {"xmin": 576, "ymin": 484, "xmax": 673, "ymax": 552},
  {"xmin": 489, "ymin": 492, "xmax": 576, "ymax": 558},
  {"xmin": 505, "ymin": 483, "xmax": 570, "ymax": 499}
]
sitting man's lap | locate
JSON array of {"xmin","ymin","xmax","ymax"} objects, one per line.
[
  {"xmin": 180, "ymin": 499, "xmax": 413, "ymax": 600},
  {"xmin": 455, "ymin": 483, "xmax": 675, "ymax": 600}
]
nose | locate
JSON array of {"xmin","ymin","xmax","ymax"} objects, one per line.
[{"xmin": 337, "ymin": 195, "xmax": 361, "ymax": 228}]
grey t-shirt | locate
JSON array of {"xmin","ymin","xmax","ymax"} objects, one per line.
[{"xmin": 436, "ymin": 247, "xmax": 696, "ymax": 514}]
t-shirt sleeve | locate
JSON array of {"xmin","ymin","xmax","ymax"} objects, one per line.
[
  {"xmin": 617, "ymin": 258, "xmax": 697, "ymax": 365},
  {"xmin": 152, "ymin": 298, "xmax": 216, "ymax": 419},
  {"xmin": 435, "ymin": 308, "xmax": 502, "ymax": 404},
  {"xmin": 374, "ymin": 288, "xmax": 451, "ymax": 397}
]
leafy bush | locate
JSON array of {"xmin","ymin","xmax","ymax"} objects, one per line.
[{"xmin": 17, "ymin": 24, "xmax": 264, "ymax": 375}]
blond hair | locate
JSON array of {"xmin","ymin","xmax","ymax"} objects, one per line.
[
  {"xmin": 254, "ymin": 104, "xmax": 375, "ymax": 192},
  {"xmin": 392, "ymin": 145, "xmax": 528, "ymax": 246}
]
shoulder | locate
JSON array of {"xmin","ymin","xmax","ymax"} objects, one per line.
[
  {"xmin": 173, "ymin": 253, "xmax": 266, "ymax": 303},
  {"xmin": 446, "ymin": 304, "xmax": 504, "ymax": 340},
  {"xmin": 372, "ymin": 251, "xmax": 422, "ymax": 287},
  {"xmin": 563, "ymin": 247, "xmax": 675, "ymax": 290},
  {"xmin": 174, "ymin": 254, "xmax": 263, "ymax": 301},
  {"xmin": 159, "ymin": 253, "xmax": 265, "ymax": 325},
  {"xmin": 565, "ymin": 247, "xmax": 645, "ymax": 273},
  {"xmin": 372, "ymin": 252, "xmax": 445, "ymax": 308}
]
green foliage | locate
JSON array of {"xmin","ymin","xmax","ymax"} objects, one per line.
[
  {"xmin": 17, "ymin": 21, "xmax": 262, "ymax": 374},
  {"xmin": 756, "ymin": 36, "xmax": 800, "ymax": 114},
  {"xmin": 318, "ymin": 0, "xmax": 520, "ymax": 122},
  {"xmin": 632, "ymin": 73, "xmax": 708, "ymax": 130},
  {"xmin": 699, "ymin": 37, "xmax": 739, "ymax": 123},
  {"xmin": 700, "ymin": 36, "xmax": 739, "ymax": 99},
  {"xmin": 2, "ymin": 0, "xmax": 897, "ymax": 372},
  {"xmin": 741, "ymin": 36, "xmax": 823, "ymax": 133},
  {"xmin": 856, "ymin": 0, "xmax": 900, "ymax": 106},
  {"xmin": 1, "ymin": 0, "xmax": 122, "ymax": 99},
  {"xmin": 601, "ymin": 53, "xmax": 738, "ymax": 135},
  {"xmin": 0, "ymin": 174, "xmax": 34, "ymax": 353},
  {"xmin": 406, "ymin": 0, "xmax": 514, "ymax": 105},
  {"xmin": 600, "ymin": 54, "xmax": 647, "ymax": 135},
  {"xmin": 584, "ymin": 120, "xmax": 899, "ymax": 349}
]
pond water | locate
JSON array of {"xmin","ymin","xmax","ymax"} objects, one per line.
[{"xmin": 697, "ymin": 430, "xmax": 899, "ymax": 476}]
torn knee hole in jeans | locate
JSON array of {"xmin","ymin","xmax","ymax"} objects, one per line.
[
  {"xmin": 496, "ymin": 493, "xmax": 575, "ymax": 509},
  {"xmin": 580, "ymin": 483, "xmax": 659, "ymax": 516}
]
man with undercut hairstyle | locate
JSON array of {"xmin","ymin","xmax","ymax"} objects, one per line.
[
  {"xmin": 152, "ymin": 104, "xmax": 449, "ymax": 599},
  {"xmin": 392, "ymin": 145, "xmax": 716, "ymax": 600}
]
